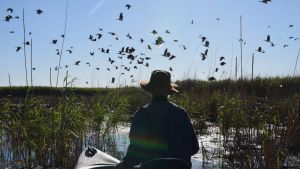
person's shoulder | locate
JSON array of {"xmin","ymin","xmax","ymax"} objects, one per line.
[
  {"xmin": 168, "ymin": 101, "xmax": 187, "ymax": 113},
  {"xmin": 135, "ymin": 104, "xmax": 149, "ymax": 115}
]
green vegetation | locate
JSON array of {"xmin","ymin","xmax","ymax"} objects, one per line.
[{"xmin": 1, "ymin": 76, "xmax": 300, "ymax": 168}]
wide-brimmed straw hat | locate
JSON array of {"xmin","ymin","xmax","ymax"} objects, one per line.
[{"xmin": 140, "ymin": 70, "xmax": 179, "ymax": 95}]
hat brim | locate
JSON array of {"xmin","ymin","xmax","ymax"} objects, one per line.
[{"xmin": 140, "ymin": 80, "xmax": 179, "ymax": 95}]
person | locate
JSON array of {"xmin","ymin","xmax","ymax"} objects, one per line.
[{"xmin": 116, "ymin": 70, "xmax": 199, "ymax": 169}]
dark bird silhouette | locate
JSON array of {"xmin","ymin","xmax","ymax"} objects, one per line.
[
  {"xmin": 155, "ymin": 36, "xmax": 164, "ymax": 46},
  {"xmin": 191, "ymin": 20, "xmax": 194, "ymax": 24},
  {"xmin": 220, "ymin": 56, "xmax": 225, "ymax": 61},
  {"xmin": 117, "ymin": 12, "xmax": 123, "ymax": 21},
  {"xmin": 4, "ymin": 15, "xmax": 13, "ymax": 22},
  {"xmin": 129, "ymin": 47, "xmax": 135, "ymax": 53},
  {"xmin": 16, "ymin": 46, "xmax": 21, "ymax": 52},
  {"xmin": 289, "ymin": 24, "xmax": 293, "ymax": 28},
  {"xmin": 107, "ymin": 68, "xmax": 110, "ymax": 71},
  {"xmin": 203, "ymin": 41, "xmax": 209, "ymax": 47},
  {"xmin": 220, "ymin": 62, "xmax": 226, "ymax": 66},
  {"xmin": 289, "ymin": 36, "xmax": 294, "ymax": 39},
  {"xmin": 89, "ymin": 35, "xmax": 96, "ymax": 41},
  {"xmin": 140, "ymin": 38, "xmax": 144, "ymax": 43},
  {"xmin": 151, "ymin": 30, "xmax": 158, "ymax": 35},
  {"xmin": 271, "ymin": 42, "xmax": 275, "ymax": 47},
  {"xmin": 24, "ymin": 41, "xmax": 30, "ymax": 46},
  {"xmin": 201, "ymin": 49, "xmax": 209, "ymax": 60},
  {"xmin": 86, "ymin": 62, "xmax": 91, "ymax": 67},
  {"xmin": 265, "ymin": 35, "xmax": 271, "ymax": 42},
  {"xmin": 216, "ymin": 17, "xmax": 220, "ymax": 21},
  {"xmin": 147, "ymin": 45, "xmax": 152, "ymax": 50},
  {"xmin": 169, "ymin": 55, "xmax": 176, "ymax": 60},
  {"xmin": 108, "ymin": 57, "xmax": 115, "ymax": 64},
  {"xmin": 295, "ymin": 38, "xmax": 299, "ymax": 41},
  {"xmin": 74, "ymin": 61, "xmax": 80, "ymax": 65},
  {"xmin": 7, "ymin": 8, "xmax": 13, "ymax": 13},
  {"xmin": 133, "ymin": 66, "xmax": 138, "ymax": 69},
  {"xmin": 9, "ymin": 31, "xmax": 14, "ymax": 33},
  {"xmin": 182, "ymin": 45, "xmax": 187, "ymax": 50},
  {"xmin": 208, "ymin": 77, "xmax": 216, "ymax": 81},
  {"xmin": 96, "ymin": 67, "xmax": 100, "ymax": 70},
  {"xmin": 32, "ymin": 67, "xmax": 36, "ymax": 71},
  {"xmin": 174, "ymin": 40, "xmax": 178, "ymax": 42},
  {"xmin": 145, "ymin": 57, "xmax": 151, "ymax": 60},
  {"xmin": 127, "ymin": 54, "xmax": 135, "ymax": 61},
  {"xmin": 169, "ymin": 67, "xmax": 173, "ymax": 71},
  {"xmin": 165, "ymin": 30, "xmax": 171, "ymax": 34},
  {"xmin": 215, "ymin": 68, "xmax": 219, "ymax": 72},
  {"xmin": 111, "ymin": 77, "xmax": 115, "ymax": 83},
  {"xmin": 126, "ymin": 33, "xmax": 132, "ymax": 39},
  {"xmin": 51, "ymin": 39, "xmax": 58, "ymax": 44},
  {"xmin": 66, "ymin": 49, "xmax": 72, "ymax": 54},
  {"xmin": 15, "ymin": 16, "xmax": 19, "ymax": 19},
  {"xmin": 96, "ymin": 33, "xmax": 102, "ymax": 39},
  {"xmin": 106, "ymin": 49, "xmax": 110, "ymax": 54},
  {"xmin": 200, "ymin": 36, "xmax": 207, "ymax": 42},
  {"xmin": 65, "ymin": 65, "xmax": 68, "ymax": 68},
  {"xmin": 259, "ymin": 0, "xmax": 271, "ymax": 4},
  {"xmin": 283, "ymin": 44, "xmax": 288, "ymax": 48},
  {"xmin": 99, "ymin": 28, "xmax": 103, "ymax": 31},
  {"xmin": 108, "ymin": 32, "xmax": 116, "ymax": 36},
  {"xmin": 256, "ymin": 47, "xmax": 265, "ymax": 53},
  {"xmin": 36, "ymin": 9, "xmax": 44, "ymax": 15},
  {"xmin": 162, "ymin": 48, "xmax": 169, "ymax": 57},
  {"xmin": 61, "ymin": 34, "xmax": 65, "ymax": 38},
  {"xmin": 125, "ymin": 4, "xmax": 132, "ymax": 10},
  {"xmin": 90, "ymin": 52, "xmax": 94, "ymax": 56}
]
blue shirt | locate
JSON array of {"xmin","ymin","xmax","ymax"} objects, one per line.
[{"xmin": 123, "ymin": 97, "xmax": 199, "ymax": 168}]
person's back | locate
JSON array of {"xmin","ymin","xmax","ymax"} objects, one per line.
[{"xmin": 115, "ymin": 70, "xmax": 199, "ymax": 169}]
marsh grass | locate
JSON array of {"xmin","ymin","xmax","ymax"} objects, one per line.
[{"xmin": 1, "ymin": 77, "xmax": 300, "ymax": 168}]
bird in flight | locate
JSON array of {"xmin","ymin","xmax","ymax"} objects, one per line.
[
  {"xmin": 203, "ymin": 41, "xmax": 209, "ymax": 48},
  {"xmin": 208, "ymin": 77, "xmax": 216, "ymax": 81},
  {"xmin": 265, "ymin": 35, "xmax": 271, "ymax": 42},
  {"xmin": 16, "ymin": 46, "xmax": 21, "ymax": 52},
  {"xmin": 66, "ymin": 49, "xmax": 72, "ymax": 54},
  {"xmin": 96, "ymin": 33, "xmax": 102, "ymax": 39},
  {"xmin": 51, "ymin": 39, "xmax": 58, "ymax": 44},
  {"xmin": 74, "ymin": 61, "xmax": 80, "ymax": 65},
  {"xmin": 7, "ymin": 8, "xmax": 13, "ymax": 13},
  {"xmin": 36, "ymin": 9, "xmax": 44, "ymax": 15},
  {"xmin": 125, "ymin": 4, "xmax": 132, "ymax": 10},
  {"xmin": 220, "ymin": 56, "xmax": 225, "ymax": 61},
  {"xmin": 256, "ymin": 47, "xmax": 265, "ymax": 53},
  {"xmin": 165, "ymin": 30, "xmax": 171, "ymax": 34},
  {"xmin": 220, "ymin": 62, "xmax": 226, "ymax": 66},
  {"xmin": 4, "ymin": 15, "xmax": 13, "ymax": 22},
  {"xmin": 151, "ymin": 30, "xmax": 158, "ymax": 35},
  {"xmin": 24, "ymin": 41, "xmax": 30, "ymax": 46},
  {"xmin": 155, "ymin": 36, "xmax": 165, "ymax": 46},
  {"xmin": 259, "ymin": 0, "xmax": 271, "ymax": 4},
  {"xmin": 126, "ymin": 33, "xmax": 132, "ymax": 39},
  {"xmin": 169, "ymin": 55, "xmax": 176, "ymax": 60},
  {"xmin": 117, "ymin": 12, "xmax": 123, "ymax": 21}
]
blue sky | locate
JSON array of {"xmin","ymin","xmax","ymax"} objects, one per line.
[{"xmin": 0, "ymin": 0, "xmax": 300, "ymax": 87}]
